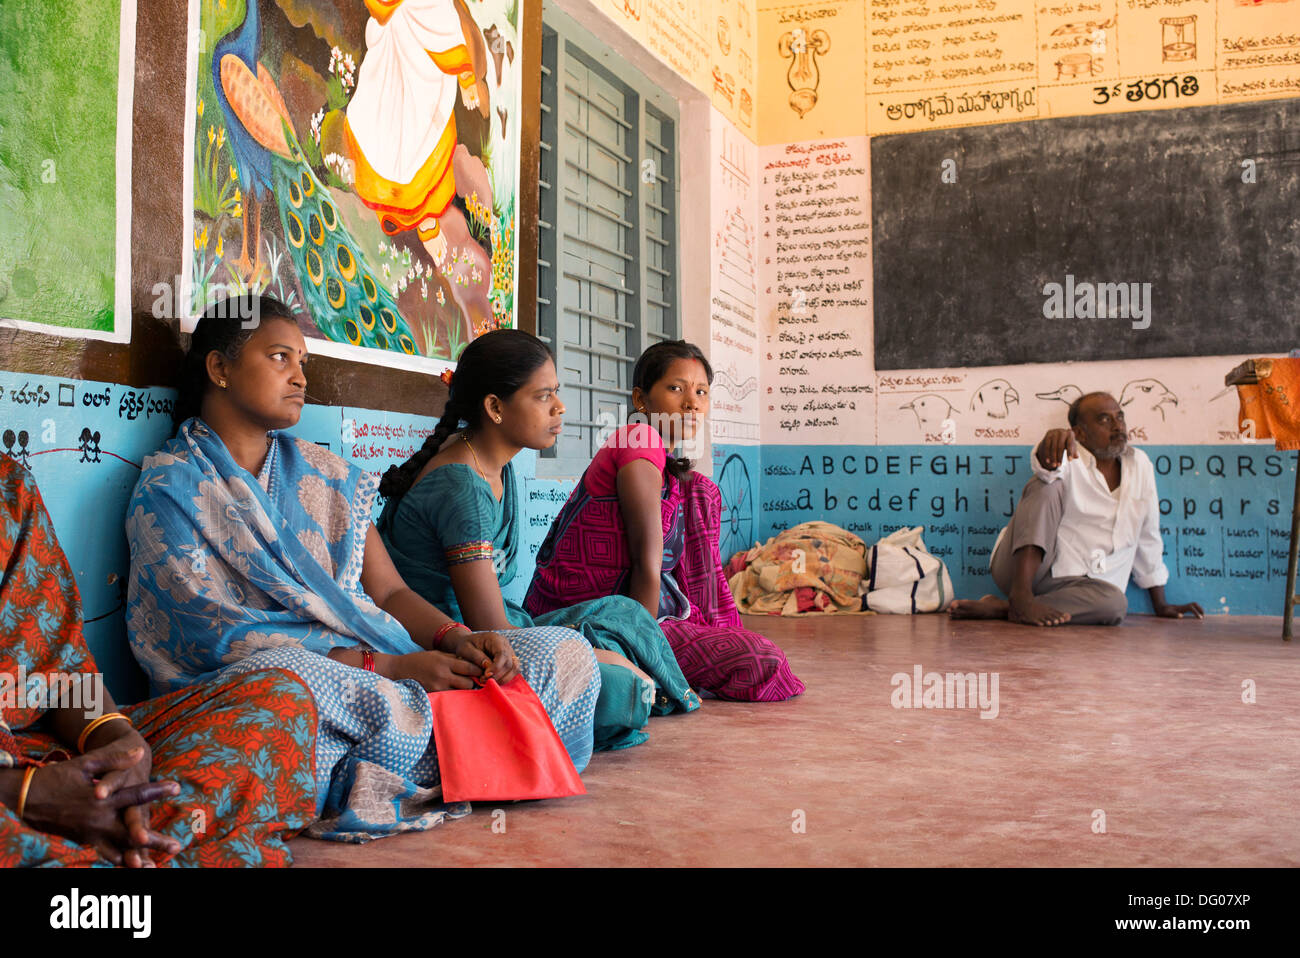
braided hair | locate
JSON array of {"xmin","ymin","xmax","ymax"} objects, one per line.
[
  {"xmin": 379, "ymin": 329, "xmax": 554, "ymax": 501},
  {"xmin": 173, "ymin": 294, "xmax": 295, "ymax": 434},
  {"xmin": 630, "ymin": 340, "xmax": 713, "ymax": 481}
]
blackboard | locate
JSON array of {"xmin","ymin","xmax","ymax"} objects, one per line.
[{"xmin": 871, "ymin": 99, "xmax": 1300, "ymax": 370}]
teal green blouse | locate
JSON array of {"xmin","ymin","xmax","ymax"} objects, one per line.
[{"xmin": 378, "ymin": 462, "xmax": 528, "ymax": 626}]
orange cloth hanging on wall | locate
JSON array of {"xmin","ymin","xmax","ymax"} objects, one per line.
[{"xmin": 1237, "ymin": 357, "xmax": 1300, "ymax": 450}]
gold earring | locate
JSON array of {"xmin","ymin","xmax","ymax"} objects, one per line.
[
  {"xmin": 494, "ymin": 416, "xmax": 502, "ymax": 424},
  {"xmin": 219, "ymin": 380, "xmax": 227, "ymax": 389}
]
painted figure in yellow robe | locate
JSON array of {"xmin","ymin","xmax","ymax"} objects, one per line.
[{"xmin": 344, "ymin": 0, "xmax": 479, "ymax": 267}]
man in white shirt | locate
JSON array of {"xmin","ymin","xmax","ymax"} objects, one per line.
[{"xmin": 950, "ymin": 391, "xmax": 1204, "ymax": 626}]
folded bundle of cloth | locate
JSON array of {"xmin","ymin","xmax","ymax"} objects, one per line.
[{"xmin": 725, "ymin": 521, "xmax": 871, "ymax": 616}]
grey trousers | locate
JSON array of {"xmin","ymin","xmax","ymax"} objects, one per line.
[{"xmin": 989, "ymin": 477, "xmax": 1128, "ymax": 626}]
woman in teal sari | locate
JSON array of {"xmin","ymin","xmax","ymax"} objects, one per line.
[
  {"xmin": 127, "ymin": 297, "xmax": 600, "ymax": 841},
  {"xmin": 377, "ymin": 331, "xmax": 698, "ymax": 750}
]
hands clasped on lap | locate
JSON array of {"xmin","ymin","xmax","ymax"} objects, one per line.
[
  {"xmin": 394, "ymin": 629, "xmax": 522, "ymax": 691},
  {"xmin": 21, "ymin": 727, "xmax": 182, "ymax": 868}
]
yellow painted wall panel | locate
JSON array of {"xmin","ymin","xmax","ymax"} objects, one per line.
[
  {"xmin": 598, "ymin": 0, "xmax": 649, "ymax": 48},
  {"xmin": 867, "ymin": 0, "xmax": 1039, "ymax": 134},
  {"xmin": 621, "ymin": 0, "xmax": 1299, "ymax": 140},
  {"xmin": 1216, "ymin": 0, "xmax": 1300, "ymax": 102},
  {"xmin": 642, "ymin": 0, "xmax": 714, "ymax": 97},
  {"xmin": 759, "ymin": 2, "xmax": 868, "ymax": 143},
  {"xmin": 855, "ymin": 0, "xmax": 1299, "ymax": 136},
  {"xmin": 712, "ymin": 0, "xmax": 759, "ymax": 134}
]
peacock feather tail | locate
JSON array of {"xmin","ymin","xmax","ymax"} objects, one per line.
[
  {"xmin": 215, "ymin": 34, "xmax": 419, "ymax": 358},
  {"xmin": 272, "ymin": 139, "xmax": 419, "ymax": 356}
]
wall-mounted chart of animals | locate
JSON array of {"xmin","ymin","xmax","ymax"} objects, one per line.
[{"xmin": 187, "ymin": 0, "xmax": 522, "ymax": 364}]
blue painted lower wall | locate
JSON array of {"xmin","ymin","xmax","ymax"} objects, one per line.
[
  {"xmin": 0, "ymin": 374, "xmax": 176, "ymax": 703},
  {"xmin": 718, "ymin": 443, "xmax": 1299, "ymax": 617}
]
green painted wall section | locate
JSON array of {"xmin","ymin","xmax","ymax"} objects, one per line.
[{"xmin": 0, "ymin": 0, "xmax": 120, "ymax": 332}]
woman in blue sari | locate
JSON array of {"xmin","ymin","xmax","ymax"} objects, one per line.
[
  {"xmin": 376, "ymin": 330, "xmax": 698, "ymax": 751},
  {"xmin": 126, "ymin": 296, "xmax": 600, "ymax": 842}
]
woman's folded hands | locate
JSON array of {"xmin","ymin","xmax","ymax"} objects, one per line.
[
  {"xmin": 20, "ymin": 727, "xmax": 181, "ymax": 867},
  {"xmin": 393, "ymin": 630, "xmax": 520, "ymax": 692}
]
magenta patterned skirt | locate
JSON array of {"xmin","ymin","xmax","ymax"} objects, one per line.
[{"xmin": 527, "ymin": 470, "xmax": 805, "ymax": 702}]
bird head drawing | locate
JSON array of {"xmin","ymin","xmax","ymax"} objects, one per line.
[
  {"xmin": 970, "ymin": 379, "xmax": 1020, "ymax": 419},
  {"xmin": 1035, "ymin": 384, "xmax": 1083, "ymax": 406},
  {"xmin": 902, "ymin": 394, "xmax": 957, "ymax": 431},
  {"xmin": 1119, "ymin": 378, "xmax": 1179, "ymax": 421}
]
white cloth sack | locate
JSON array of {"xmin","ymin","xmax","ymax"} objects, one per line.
[{"xmin": 859, "ymin": 526, "xmax": 953, "ymax": 614}]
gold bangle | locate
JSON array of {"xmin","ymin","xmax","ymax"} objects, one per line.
[
  {"xmin": 16, "ymin": 766, "xmax": 37, "ymax": 821},
  {"xmin": 77, "ymin": 712, "xmax": 131, "ymax": 754}
]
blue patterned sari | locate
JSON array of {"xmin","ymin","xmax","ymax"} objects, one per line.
[{"xmin": 126, "ymin": 419, "xmax": 599, "ymax": 842}]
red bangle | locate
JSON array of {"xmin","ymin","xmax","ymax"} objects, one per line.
[
  {"xmin": 434, "ymin": 621, "xmax": 469, "ymax": 648},
  {"xmin": 361, "ymin": 648, "xmax": 375, "ymax": 672}
]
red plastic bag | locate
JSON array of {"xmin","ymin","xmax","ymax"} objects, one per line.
[{"xmin": 427, "ymin": 676, "xmax": 587, "ymax": 803}]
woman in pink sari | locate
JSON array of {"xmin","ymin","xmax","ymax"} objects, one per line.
[{"xmin": 526, "ymin": 342, "xmax": 804, "ymax": 702}]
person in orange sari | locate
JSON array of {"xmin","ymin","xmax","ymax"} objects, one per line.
[
  {"xmin": 344, "ymin": 0, "xmax": 481, "ymax": 266},
  {"xmin": 0, "ymin": 454, "xmax": 319, "ymax": 866}
]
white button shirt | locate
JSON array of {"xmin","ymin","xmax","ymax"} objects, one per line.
[{"xmin": 1031, "ymin": 444, "xmax": 1170, "ymax": 592}]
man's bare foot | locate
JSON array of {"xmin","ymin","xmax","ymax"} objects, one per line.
[
  {"xmin": 949, "ymin": 595, "xmax": 1010, "ymax": 619},
  {"xmin": 1007, "ymin": 592, "xmax": 1071, "ymax": 626}
]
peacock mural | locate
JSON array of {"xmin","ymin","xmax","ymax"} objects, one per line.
[{"xmin": 190, "ymin": 0, "xmax": 522, "ymax": 361}]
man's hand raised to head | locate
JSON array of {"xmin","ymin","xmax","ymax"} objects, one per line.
[{"xmin": 1036, "ymin": 428, "xmax": 1078, "ymax": 470}]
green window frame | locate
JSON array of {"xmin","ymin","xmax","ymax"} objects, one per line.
[{"xmin": 537, "ymin": 8, "xmax": 680, "ymax": 477}]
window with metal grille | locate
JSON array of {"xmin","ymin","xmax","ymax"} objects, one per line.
[{"xmin": 537, "ymin": 10, "xmax": 680, "ymax": 477}]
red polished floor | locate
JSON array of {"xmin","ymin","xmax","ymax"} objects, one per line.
[{"xmin": 288, "ymin": 613, "xmax": 1300, "ymax": 867}]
